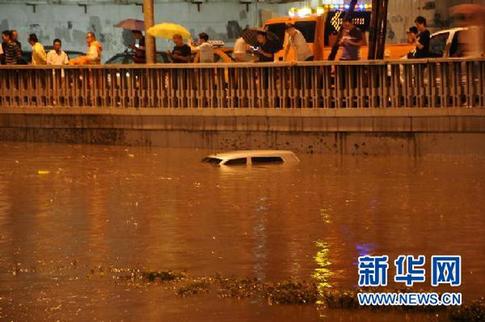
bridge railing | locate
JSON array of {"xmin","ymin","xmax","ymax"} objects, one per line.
[{"xmin": 0, "ymin": 58, "xmax": 484, "ymax": 109}]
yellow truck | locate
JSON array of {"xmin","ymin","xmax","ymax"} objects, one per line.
[{"xmin": 264, "ymin": 10, "xmax": 414, "ymax": 61}]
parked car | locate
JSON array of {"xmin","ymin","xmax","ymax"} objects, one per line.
[
  {"xmin": 428, "ymin": 27, "xmax": 468, "ymax": 58},
  {"xmin": 408, "ymin": 26, "xmax": 483, "ymax": 58},
  {"xmin": 107, "ymin": 48, "xmax": 234, "ymax": 64},
  {"xmin": 202, "ymin": 150, "xmax": 300, "ymax": 166},
  {"xmin": 194, "ymin": 48, "xmax": 235, "ymax": 63},
  {"xmin": 18, "ymin": 46, "xmax": 84, "ymax": 64},
  {"xmin": 106, "ymin": 51, "xmax": 172, "ymax": 64}
]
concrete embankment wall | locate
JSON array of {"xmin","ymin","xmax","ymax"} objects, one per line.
[{"xmin": 1, "ymin": 108, "xmax": 485, "ymax": 156}]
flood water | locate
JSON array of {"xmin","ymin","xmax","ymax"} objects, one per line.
[{"xmin": 0, "ymin": 142, "xmax": 484, "ymax": 321}]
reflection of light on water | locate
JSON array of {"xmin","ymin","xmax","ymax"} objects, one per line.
[
  {"xmin": 313, "ymin": 241, "xmax": 333, "ymax": 296},
  {"xmin": 320, "ymin": 207, "xmax": 332, "ymax": 224},
  {"xmin": 253, "ymin": 197, "xmax": 268, "ymax": 280}
]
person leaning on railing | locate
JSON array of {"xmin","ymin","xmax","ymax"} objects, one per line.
[
  {"xmin": 233, "ymin": 36, "xmax": 256, "ymax": 62},
  {"xmin": 251, "ymin": 30, "xmax": 278, "ymax": 62},
  {"xmin": 283, "ymin": 23, "xmax": 313, "ymax": 62}
]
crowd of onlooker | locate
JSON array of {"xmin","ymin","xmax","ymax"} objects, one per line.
[
  {"xmin": 0, "ymin": 29, "xmax": 102, "ymax": 65},
  {"xmin": 0, "ymin": 15, "xmax": 452, "ymax": 66},
  {"xmin": 1, "ymin": 18, "xmax": 329, "ymax": 65}
]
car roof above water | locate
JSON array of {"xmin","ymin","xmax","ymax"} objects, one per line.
[
  {"xmin": 204, "ymin": 150, "xmax": 300, "ymax": 165},
  {"xmin": 212, "ymin": 150, "xmax": 296, "ymax": 159}
]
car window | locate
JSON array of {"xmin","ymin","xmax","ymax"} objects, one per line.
[
  {"xmin": 251, "ymin": 156, "xmax": 284, "ymax": 164},
  {"xmin": 108, "ymin": 55, "xmax": 134, "ymax": 64},
  {"xmin": 156, "ymin": 52, "xmax": 171, "ymax": 63},
  {"xmin": 224, "ymin": 158, "xmax": 247, "ymax": 166},
  {"xmin": 429, "ymin": 32, "xmax": 449, "ymax": 57},
  {"xmin": 201, "ymin": 157, "xmax": 222, "ymax": 165},
  {"xmin": 266, "ymin": 23, "xmax": 286, "ymax": 50}
]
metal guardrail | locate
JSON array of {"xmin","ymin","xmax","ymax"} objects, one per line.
[{"xmin": 0, "ymin": 58, "xmax": 484, "ymax": 109}]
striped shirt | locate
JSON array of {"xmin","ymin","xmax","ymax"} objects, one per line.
[{"xmin": 2, "ymin": 42, "xmax": 20, "ymax": 65}]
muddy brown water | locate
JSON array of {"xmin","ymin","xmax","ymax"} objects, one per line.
[{"xmin": 0, "ymin": 142, "xmax": 483, "ymax": 321}]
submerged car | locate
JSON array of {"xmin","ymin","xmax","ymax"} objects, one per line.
[{"xmin": 202, "ymin": 150, "xmax": 300, "ymax": 166}]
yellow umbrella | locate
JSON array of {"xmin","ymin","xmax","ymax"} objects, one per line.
[{"xmin": 147, "ymin": 23, "xmax": 191, "ymax": 40}]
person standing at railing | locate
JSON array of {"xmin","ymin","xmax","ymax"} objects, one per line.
[
  {"xmin": 0, "ymin": 31, "xmax": 5, "ymax": 64},
  {"xmin": 47, "ymin": 39, "xmax": 69, "ymax": 65},
  {"xmin": 192, "ymin": 32, "xmax": 214, "ymax": 63},
  {"xmin": 11, "ymin": 30, "xmax": 22, "ymax": 53},
  {"xmin": 131, "ymin": 31, "xmax": 146, "ymax": 64},
  {"xmin": 283, "ymin": 23, "xmax": 313, "ymax": 62},
  {"xmin": 413, "ymin": 16, "xmax": 431, "ymax": 58},
  {"xmin": 339, "ymin": 18, "xmax": 364, "ymax": 61},
  {"xmin": 28, "ymin": 34, "xmax": 47, "ymax": 65},
  {"xmin": 406, "ymin": 26, "xmax": 419, "ymax": 58},
  {"xmin": 1, "ymin": 30, "xmax": 21, "ymax": 65},
  {"xmin": 169, "ymin": 34, "xmax": 192, "ymax": 63},
  {"xmin": 11, "ymin": 30, "xmax": 25, "ymax": 64}
]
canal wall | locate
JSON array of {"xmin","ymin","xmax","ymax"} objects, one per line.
[{"xmin": 0, "ymin": 108, "xmax": 484, "ymax": 156}]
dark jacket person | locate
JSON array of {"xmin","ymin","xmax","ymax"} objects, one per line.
[
  {"xmin": 254, "ymin": 30, "xmax": 277, "ymax": 62},
  {"xmin": 414, "ymin": 16, "xmax": 431, "ymax": 58}
]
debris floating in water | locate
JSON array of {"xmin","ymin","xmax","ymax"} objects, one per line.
[
  {"xmin": 6, "ymin": 264, "xmax": 485, "ymax": 321},
  {"xmin": 449, "ymin": 298, "xmax": 485, "ymax": 322},
  {"xmin": 37, "ymin": 170, "xmax": 50, "ymax": 175}
]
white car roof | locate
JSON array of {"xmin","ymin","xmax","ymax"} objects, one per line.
[
  {"xmin": 431, "ymin": 27, "xmax": 467, "ymax": 37},
  {"xmin": 207, "ymin": 150, "xmax": 297, "ymax": 161}
]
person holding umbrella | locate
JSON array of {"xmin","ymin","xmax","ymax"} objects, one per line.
[
  {"xmin": 131, "ymin": 31, "xmax": 146, "ymax": 63},
  {"xmin": 114, "ymin": 19, "xmax": 146, "ymax": 63}
]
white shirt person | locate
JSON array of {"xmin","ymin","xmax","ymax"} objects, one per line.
[
  {"xmin": 283, "ymin": 23, "xmax": 313, "ymax": 62},
  {"xmin": 233, "ymin": 37, "xmax": 254, "ymax": 62},
  {"xmin": 47, "ymin": 40, "xmax": 69, "ymax": 65},
  {"xmin": 192, "ymin": 32, "xmax": 214, "ymax": 63},
  {"xmin": 47, "ymin": 50, "xmax": 68, "ymax": 65}
]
